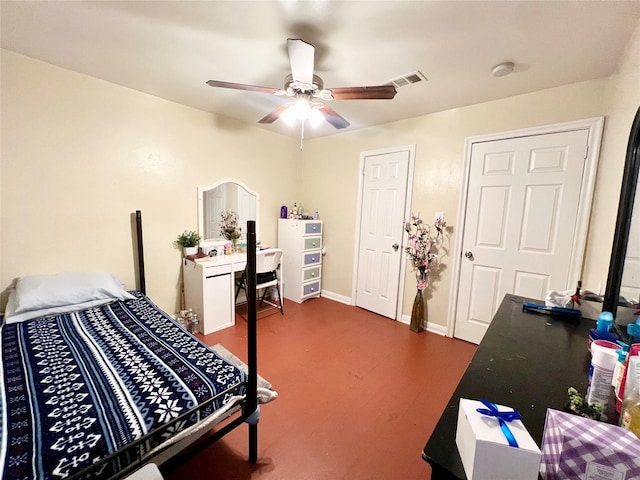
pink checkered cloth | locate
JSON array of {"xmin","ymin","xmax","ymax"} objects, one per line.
[{"xmin": 540, "ymin": 409, "xmax": 640, "ymax": 479}]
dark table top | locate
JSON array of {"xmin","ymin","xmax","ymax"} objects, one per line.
[{"xmin": 422, "ymin": 294, "xmax": 594, "ymax": 479}]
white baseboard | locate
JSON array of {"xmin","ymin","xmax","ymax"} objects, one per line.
[
  {"xmin": 321, "ymin": 290, "xmax": 448, "ymax": 336},
  {"xmin": 320, "ymin": 290, "xmax": 352, "ymax": 305},
  {"xmin": 400, "ymin": 314, "xmax": 447, "ymax": 336}
]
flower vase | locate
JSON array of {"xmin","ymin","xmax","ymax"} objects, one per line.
[
  {"xmin": 232, "ymin": 238, "xmax": 238, "ymax": 253},
  {"xmin": 410, "ymin": 268, "xmax": 427, "ymax": 333}
]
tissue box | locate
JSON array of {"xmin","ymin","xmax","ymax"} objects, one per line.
[
  {"xmin": 540, "ymin": 409, "xmax": 640, "ymax": 480},
  {"xmin": 455, "ymin": 399, "xmax": 542, "ymax": 480}
]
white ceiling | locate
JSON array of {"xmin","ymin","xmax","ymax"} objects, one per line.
[{"xmin": 2, "ymin": 1, "xmax": 639, "ymax": 138}]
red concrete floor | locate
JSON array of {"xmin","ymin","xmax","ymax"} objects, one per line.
[{"xmin": 162, "ymin": 296, "xmax": 476, "ymax": 480}]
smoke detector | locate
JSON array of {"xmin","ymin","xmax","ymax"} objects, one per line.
[{"xmin": 491, "ymin": 62, "xmax": 515, "ymax": 77}]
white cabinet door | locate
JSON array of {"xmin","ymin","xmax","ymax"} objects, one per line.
[{"xmin": 203, "ymin": 271, "xmax": 232, "ymax": 334}]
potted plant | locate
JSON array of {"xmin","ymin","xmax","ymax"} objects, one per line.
[
  {"xmin": 175, "ymin": 230, "xmax": 201, "ymax": 256},
  {"xmin": 565, "ymin": 387, "xmax": 606, "ymax": 421}
]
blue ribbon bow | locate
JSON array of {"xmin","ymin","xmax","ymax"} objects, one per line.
[{"xmin": 476, "ymin": 399, "xmax": 521, "ymax": 448}]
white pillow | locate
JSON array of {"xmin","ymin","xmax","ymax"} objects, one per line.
[{"xmin": 4, "ymin": 272, "xmax": 135, "ymax": 324}]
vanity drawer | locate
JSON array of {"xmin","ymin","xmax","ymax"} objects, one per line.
[
  {"xmin": 303, "ymin": 281, "xmax": 320, "ymax": 297},
  {"xmin": 304, "ymin": 237, "xmax": 322, "ymax": 250},
  {"xmin": 303, "ymin": 266, "xmax": 321, "ymax": 282},
  {"xmin": 303, "ymin": 252, "xmax": 321, "ymax": 266},
  {"xmin": 304, "ymin": 222, "xmax": 322, "ymax": 235},
  {"xmin": 202, "ymin": 263, "xmax": 232, "ymax": 276}
]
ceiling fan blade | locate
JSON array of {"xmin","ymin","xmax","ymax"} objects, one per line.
[
  {"xmin": 206, "ymin": 80, "xmax": 278, "ymax": 94},
  {"xmin": 330, "ymin": 85, "xmax": 397, "ymax": 100},
  {"xmin": 258, "ymin": 104, "xmax": 290, "ymax": 124},
  {"xmin": 319, "ymin": 104, "xmax": 350, "ymax": 129},
  {"xmin": 287, "ymin": 38, "xmax": 315, "ymax": 85}
]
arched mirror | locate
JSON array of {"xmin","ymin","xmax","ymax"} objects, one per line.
[
  {"xmin": 198, "ymin": 179, "xmax": 259, "ymax": 242},
  {"xmin": 604, "ymin": 105, "xmax": 640, "ymax": 333}
]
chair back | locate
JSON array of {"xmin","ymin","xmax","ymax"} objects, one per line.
[{"xmin": 255, "ymin": 248, "xmax": 282, "ymax": 275}]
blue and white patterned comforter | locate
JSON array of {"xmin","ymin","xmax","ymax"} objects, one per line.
[{"xmin": 0, "ymin": 292, "xmax": 246, "ymax": 479}]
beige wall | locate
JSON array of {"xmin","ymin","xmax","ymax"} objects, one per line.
[
  {"xmin": 0, "ymin": 50, "xmax": 302, "ymax": 314},
  {"xmin": 301, "ymin": 82, "xmax": 606, "ymax": 327},
  {"xmin": 2, "ymin": 19, "xmax": 639, "ymax": 329},
  {"xmin": 301, "ymin": 19, "xmax": 640, "ymax": 329}
]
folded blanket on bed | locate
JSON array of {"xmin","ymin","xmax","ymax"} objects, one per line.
[{"xmin": 0, "ymin": 292, "xmax": 248, "ymax": 480}]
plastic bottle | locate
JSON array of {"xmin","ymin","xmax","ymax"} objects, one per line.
[
  {"xmin": 617, "ymin": 343, "xmax": 640, "ymax": 413},
  {"xmin": 589, "ymin": 311, "xmax": 619, "ymax": 345},
  {"xmin": 628, "ymin": 321, "xmax": 640, "ymax": 344},
  {"xmin": 620, "ymin": 356, "xmax": 640, "ymax": 438},
  {"xmin": 586, "ymin": 346, "xmax": 618, "ymax": 410},
  {"xmin": 613, "ymin": 342, "xmax": 630, "ymax": 395},
  {"xmin": 314, "ymin": 208, "xmax": 319, "ymax": 220},
  {"xmin": 190, "ymin": 313, "xmax": 200, "ymax": 334},
  {"xmin": 280, "ymin": 202, "xmax": 288, "ymax": 219},
  {"xmin": 291, "ymin": 202, "xmax": 297, "ymax": 219}
]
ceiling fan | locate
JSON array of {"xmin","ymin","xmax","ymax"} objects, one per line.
[{"xmin": 206, "ymin": 38, "xmax": 397, "ymax": 131}]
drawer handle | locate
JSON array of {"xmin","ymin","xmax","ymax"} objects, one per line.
[
  {"xmin": 310, "ymin": 287, "xmax": 315, "ymax": 291},
  {"xmin": 311, "ymin": 257, "xmax": 316, "ymax": 261},
  {"xmin": 311, "ymin": 272, "xmax": 315, "ymax": 277},
  {"xmin": 311, "ymin": 242, "xmax": 316, "ymax": 247}
]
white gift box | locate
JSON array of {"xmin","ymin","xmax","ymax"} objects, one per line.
[{"xmin": 455, "ymin": 398, "xmax": 542, "ymax": 480}]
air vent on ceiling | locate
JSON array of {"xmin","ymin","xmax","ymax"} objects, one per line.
[{"xmin": 387, "ymin": 70, "xmax": 427, "ymax": 89}]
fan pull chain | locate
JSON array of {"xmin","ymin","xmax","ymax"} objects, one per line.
[{"xmin": 299, "ymin": 121, "xmax": 305, "ymax": 151}]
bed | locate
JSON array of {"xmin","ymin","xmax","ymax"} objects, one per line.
[{"xmin": 0, "ymin": 216, "xmax": 271, "ymax": 479}]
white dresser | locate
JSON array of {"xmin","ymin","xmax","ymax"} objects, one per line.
[
  {"xmin": 278, "ymin": 219, "xmax": 322, "ymax": 303},
  {"xmin": 182, "ymin": 253, "xmax": 246, "ymax": 334}
]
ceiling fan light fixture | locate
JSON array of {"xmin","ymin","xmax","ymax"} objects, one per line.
[
  {"xmin": 280, "ymin": 105, "xmax": 297, "ymax": 126},
  {"xmin": 293, "ymin": 96, "xmax": 312, "ymax": 120},
  {"xmin": 206, "ymin": 39, "xmax": 394, "ymax": 136},
  {"xmin": 309, "ymin": 107, "xmax": 325, "ymax": 128}
]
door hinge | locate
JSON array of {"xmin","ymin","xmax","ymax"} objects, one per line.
[{"xmin": 584, "ymin": 144, "xmax": 589, "ymax": 160}]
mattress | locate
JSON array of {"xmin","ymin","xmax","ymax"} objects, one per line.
[{"xmin": 0, "ymin": 291, "xmax": 246, "ymax": 479}]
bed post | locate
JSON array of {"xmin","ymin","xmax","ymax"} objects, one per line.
[
  {"xmin": 246, "ymin": 220, "xmax": 258, "ymax": 462},
  {"xmin": 135, "ymin": 210, "xmax": 146, "ymax": 295}
]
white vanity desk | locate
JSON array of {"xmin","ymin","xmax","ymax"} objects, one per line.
[
  {"xmin": 187, "ymin": 177, "xmax": 260, "ymax": 335},
  {"xmin": 182, "ymin": 253, "xmax": 247, "ymax": 335}
]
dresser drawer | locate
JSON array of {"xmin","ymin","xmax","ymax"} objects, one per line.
[
  {"xmin": 303, "ymin": 266, "xmax": 321, "ymax": 282},
  {"xmin": 303, "ymin": 252, "xmax": 321, "ymax": 266},
  {"xmin": 303, "ymin": 281, "xmax": 320, "ymax": 297},
  {"xmin": 304, "ymin": 237, "xmax": 321, "ymax": 250},
  {"xmin": 304, "ymin": 222, "xmax": 322, "ymax": 235}
]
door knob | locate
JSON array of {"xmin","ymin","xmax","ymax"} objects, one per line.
[
  {"xmin": 392, "ymin": 243, "xmax": 400, "ymax": 251},
  {"xmin": 464, "ymin": 251, "xmax": 474, "ymax": 259}
]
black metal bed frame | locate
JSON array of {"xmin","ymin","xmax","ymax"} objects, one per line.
[{"xmin": 68, "ymin": 213, "xmax": 260, "ymax": 479}]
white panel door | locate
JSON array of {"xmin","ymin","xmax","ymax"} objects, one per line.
[
  {"xmin": 355, "ymin": 150, "xmax": 410, "ymax": 318},
  {"xmin": 454, "ymin": 129, "xmax": 589, "ymax": 343}
]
